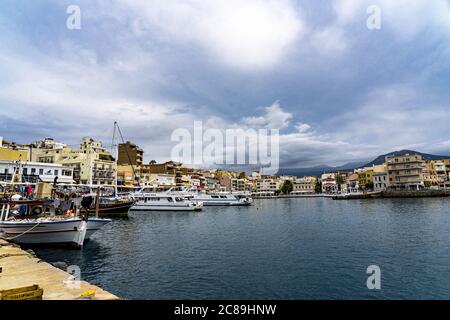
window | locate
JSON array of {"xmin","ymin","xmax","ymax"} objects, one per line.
[
  {"xmin": 31, "ymin": 168, "xmax": 36, "ymax": 174},
  {"xmin": 39, "ymin": 169, "xmax": 43, "ymax": 175},
  {"xmin": 23, "ymin": 168, "xmax": 28, "ymax": 175},
  {"xmin": 54, "ymin": 170, "xmax": 59, "ymax": 176}
]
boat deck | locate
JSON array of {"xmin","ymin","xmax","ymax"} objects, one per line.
[{"xmin": 0, "ymin": 239, "xmax": 119, "ymax": 300}]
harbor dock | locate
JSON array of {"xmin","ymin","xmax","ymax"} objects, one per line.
[{"xmin": 0, "ymin": 239, "xmax": 119, "ymax": 300}]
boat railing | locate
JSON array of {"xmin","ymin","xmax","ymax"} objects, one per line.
[{"xmin": 1, "ymin": 203, "xmax": 11, "ymax": 222}]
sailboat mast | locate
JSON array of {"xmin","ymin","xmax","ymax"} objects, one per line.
[
  {"xmin": 89, "ymin": 141, "xmax": 93, "ymax": 190},
  {"xmin": 113, "ymin": 121, "xmax": 119, "ymax": 196}
]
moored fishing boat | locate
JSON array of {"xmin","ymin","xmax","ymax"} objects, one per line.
[
  {"xmin": 0, "ymin": 199, "xmax": 112, "ymax": 248},
  {"xmin": 87, "ymin": 198, "xmax": 134, "ymax": 216}
]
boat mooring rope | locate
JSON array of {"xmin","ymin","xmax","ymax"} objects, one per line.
[{"xmin": 4, "ymin": 221, "xmax": 42, "ymax": 241}]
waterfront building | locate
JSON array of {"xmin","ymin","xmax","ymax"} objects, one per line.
[
  {"xmin": 0, "ymin": 137, "xmax": 30, "ymax": 161},
  {"xmin": 344, "ymin": 173, "xmax": 360, "ymax": 193},
  {"xmin": 358, "ymin": 169, "xmax": 374, "ymax": 189},
  {"xmin": 118, "ymin": 141, "xmax": 144, "ymax": 166},
  {"xmin": 292, "ymin": 176, "xmax": 317, "ymax": 194},
  {"xmin": 117, "ymin": 164, "xmax": 137, "ymax": 187},
  {"xmin": 373, "ymin": 172, "xmax": 389, "ymax": 192},
  {"xmin": 358, "ymin": 164, "xmax": 387, "ymax": 191},
  {"xmin": 321, "ymin": 173, "xmax": 337, "ymax": 193},
  {"xmin": 29, "ymin": 137, "xmax": 115, "ymax": 186},
  {"xmin": 0, "ymin": 145, "xmax": 29, "ymax": 162},
  {"xmin": 0, "ymin": 160, "xmax": 74, "ymax": 184},
  {"xmin": 218, "ymin": 171, "xmax": 232, "ymax": 191},
  {"xmin": 434, "ymin": 161, "xmax": 447, "ymax": 184},
  {"xmin": 205, "ymin": 175, "xmax": 220, "ymax": 191},
  {"xmin": 422, "ymin": 161, "xmax": 439, "ymax": 187},
  {"xmin": 231, "ymin": 178, "xmax": 246, "ymax": 192},
  {"xmin": 386, "ymin": 153, "xmax": 424, "ymax": 190},
  {"xmin": 255, "ymin": 178, "xmax": 282, "ymax": 196},
  {"xmin": 145, "ymin": 174, "xmax": 176, "ymax": 189},
  {"xmin": 141, "ymin": 161, "xmax": 184, "ymax": 186},
  {"xmin": 443, "ymin": 159, "xmax": 450, "ymax": 178},
  {"xmin": 188, "ymin": 173, "xmax": 206, "ymax": 190},
  {"xmin": 57, "ymin": 137, "xmax": 115, "ymax": 186},
  {"xmin": 27, "ymin": 138, "xmax": 73, "ymax": 165}
]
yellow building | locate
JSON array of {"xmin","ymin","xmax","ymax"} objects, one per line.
[
  {"xmin": 422, "ymin": 160, "xmax": 438, "ymax": 186},
  {"xmin": 358, "ymin": 169, "xmax": 374, "ymax": 188},
  {"xmin": 117, "ymin": 165, "xmax": 137, "ymax": 187},
  {"xmin": 0, "ymin": 147, "xmax": 29, "ymax": 161},
  {"xmin": 356, "ymin": 164, "xmax": 387, "ymax": 189},
  {"xmin": 32, "ymin": 137, "xmax": 115, "ymax": 186}
]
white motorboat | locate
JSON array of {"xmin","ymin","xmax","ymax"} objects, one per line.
[
  {"xmin": 189, "ymin": 193, "xmax": 253, "ymax": 206},
  {"xmin": 163, "ymin": 187, "xmax": 253, "ymax": 206},
  {"xmin": 130, "ymin": 192, "xmax": 203, "ymax": 211},
  {"xmin": 0, "ymin": 203, "xmax": 111, "ymax": 248}
]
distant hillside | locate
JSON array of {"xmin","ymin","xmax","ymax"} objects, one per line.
[
  {"xmin": 278, "ymin": 161, "xmax": 367, "ymax": 177},
  {"xmin": 278, "ymin": 150, "xmax": 450, "ymax": 177},
  {"xmin": 361, "ymin": 150, "xmax": 450, "ymax": 167}
]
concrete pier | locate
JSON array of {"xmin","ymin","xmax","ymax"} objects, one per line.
[{"xmin": 0, "ymin": 239, "xmax": 119, "ymax": 300}]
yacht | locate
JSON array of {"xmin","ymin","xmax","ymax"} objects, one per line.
[
  {"xmin": 130, "ymin": 192, "xmax": 203, "ymax": 211},
  {"xmin": 189, "ymin": 193, "xmax": 253, "ymax": 206}
]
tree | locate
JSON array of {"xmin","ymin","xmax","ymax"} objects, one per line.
[
  {"xmin": 365, "ymin": 182, "xmax": 374, "ymax": 190},
  {"xmin": 281, "ymin": 180, "xmax": 293, "ymax": 195},
  {"xmin": 238, "ymin": 172, "xmax": 246, "ymax": 179},
  {"xmin": 315, "ymin": 180, "xmax": 322, "ymax": 193},
  {"xmin": 336, "ymin": 173, "xmax": 345, "ymax": 191}
]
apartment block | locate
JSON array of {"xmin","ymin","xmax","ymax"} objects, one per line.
[
  {"xmin": 386, "ymin": 153, "xmax": 424, "ymax": 190},
  {"xmin": 292, "ymin": 176, "xmax": 317, "ymax": 194},
  {"xmin": 118, "ymin": 141, "xmax": 144, "ymax": 166}
]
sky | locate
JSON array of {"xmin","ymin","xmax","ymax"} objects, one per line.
[{"xmin": 0, "ymin": 0, "xmax": 450, "ymax": 168}]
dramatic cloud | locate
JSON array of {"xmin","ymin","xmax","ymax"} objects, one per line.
[
  {"xmin": 0, "ymin": 0, "xmax": 449, "ymax": 168},
  {"xmin": 120, "ymin": 0, "xmax": 304, "ymax": 70}
]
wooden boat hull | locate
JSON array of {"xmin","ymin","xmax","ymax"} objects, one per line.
[{"xmin": 88, "ymin": 201, "xmax": 134, "ymax": 216}]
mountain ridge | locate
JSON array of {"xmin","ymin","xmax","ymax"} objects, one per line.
[{"xmin": 277, "ymin": 150, "xmax": 450, "ymax": 177}]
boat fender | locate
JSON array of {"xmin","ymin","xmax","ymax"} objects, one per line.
[{"xmin": 31, "ymin": 206, "xmax": 43, "ymax": 215}]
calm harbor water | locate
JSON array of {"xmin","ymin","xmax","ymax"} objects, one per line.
[{"xmin": 34, "ymin": 197, "xmax": 450, "ymax": 300}]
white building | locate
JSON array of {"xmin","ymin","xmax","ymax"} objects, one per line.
[
  {"xmin": 321, "ymin": 173, "xmax": 337, "ymax": 193},
  {"xmin": 0, "ymin": 160, "xmax": 74, "ymax": 184},
  {"xmin": 143, "ymin": 174, "xmax": 176, "ymax": 188},
  {"xmin": 373, "ymin": 172, "xmax": 389, "ymax": 192},
  {"xmin": 255, "ymin": 178, "xmax": 281, "ymax": 196}
]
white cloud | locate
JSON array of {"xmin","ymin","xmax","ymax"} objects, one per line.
[
  {"xmin": 311, "ymin": 27, "xmax": 348, "ymax": 54},
  {"xmin": 119, "ymin": 0, "xmax": 304, "ymax": 70},
  {"xmin": 242, "ymin": 101, "xmax": 293, "ymax": 129},
  {"xmin": 296, "ymin": 123, "xmax": 311, "ymax": 133},
  {"xmin": 333, "ymin": 0, "xmax": 362, "ymax": 24},
  {"xmin": 323, "ymin": 84, "xmax": 450, "ymax": 150}
]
